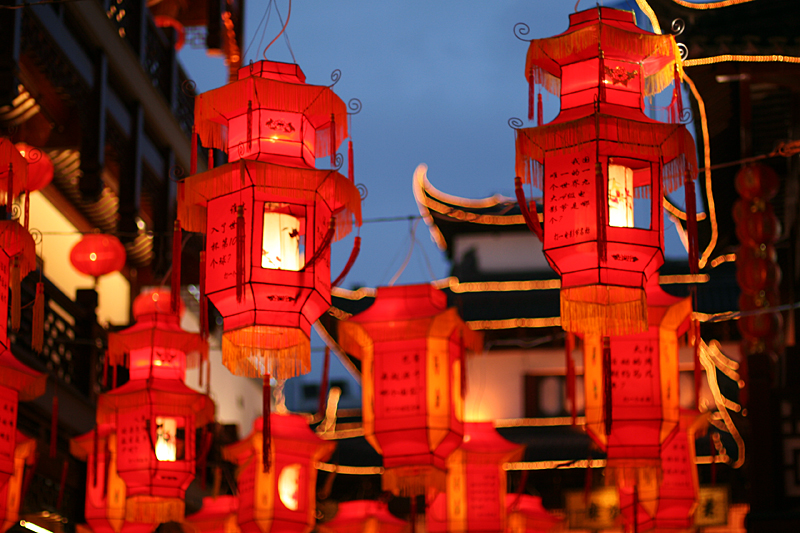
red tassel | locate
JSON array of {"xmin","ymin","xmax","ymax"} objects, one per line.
[
  {"xmin": 102, "ymin": 437, "xmax": 109, "ymax": 498},
  {"xmin": 528, "ymin": 74, "xmax": 534, "ymax": 121},
  {"xmin": 206, "ymin": 355, "xmax": 211, "ymax": 395},
  {"xmin": 410, "ymin": 494, "xmax": 417, "ymax": 533},
  {"xmin": 102, "ymin": 350, "xmax": 108, "ymax": 388},
  {"xmin": 32, "ymin": 282, "xmax": 44, "ymax": 352},
  {"xmin": 514, "ymin": 177, "xmax": 543, "ymax": 241},
  {"xmin": 594, "ymin": 110, "xmax": 607, "ymax": 262},
  {"xmin": 171, "ymin": 220, "xmax": 182, "ymax": 314},
  {"xmin": 50, "ymin": 393, "xmax": 58, "ymax": 458},
  {"xmin": 332, "ymin": 236, "xmax": 361, "ymax": 288},
  {"xmin": 262, "ymin": 375, "xmax": 271, "ymax": 473},
  {"xmin": 93, "ymin": 426, "xmax": 99, "ymax": 487},
  {"xmin": 56, "ymin": 459, "xmax": 68, "ymax": 510},
  {"xmin": 318, "ymin": 347, "xmax": 330, "ymax": 416},
  {"xmin": 199, "ymin": 251, "xmax": 208, "ymax": 339},
  {"xmin": 602, "ymin": 336, "xmax": 612, "ymax": 436},
  {"xmin": 672, "ymin": 65, "xmax": 684, "ymax": 124},
  {"xmin": 24, "ymin": 192, "xmax": 29, "ymax": 230},
  {"xmin": 329, "ymin": 114, "xmax": 336, "ymax": 166},
  {"xmin": 348, "ymin": 140, "xmax": 354, "ymax": 181},
  {"xmin": 247, "ymin": 100, "xmax": 253, "ymax": 151},
  {"xmin": 208, "ymin": 149, "xmax": 214, "ymax": 170},
  {"xmin": 236, "ymin": 205, "xmax": 245, "ymax": 303},
  {"xmin": 199, "ymin": 357, "xmax": 204, "ymax": 388},
  {"xmin": 6, "ymin": 163, "xmax": 13, "ymax": 215},
  {"xmin": 190, "ymin": 126, "xmax": 197, "ymax": 175},
  {"xmin": 633, "ymin": 484, "xmax": 639, "ymax": 533},
  {"xmin": 537, "ymin": 93, "xmax": 543, "ymax": 127},
  {"xmin": 694, "ymin": 318, "xmax": 702, "ymax": 410},
  {"xmin": 113, "ymin": 363, "xmax": 118, "ymax": 389},
  {"xmin": 566, "ymin": 333, "xmax": 576, "ymax": 426},
  {"xmin": 684, "ymin": 174, "xmax": 699, "ymax": 274}
]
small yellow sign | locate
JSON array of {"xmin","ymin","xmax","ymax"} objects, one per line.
[
  {"xmin": 695, "ymin": 486, "xmax": 729, "ymax": 527},
  {"xmin": 565, "ymin": 486, "xmax": 621, "ymax": 530}
]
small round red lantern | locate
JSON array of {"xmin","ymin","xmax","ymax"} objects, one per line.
[
  {"xmin": 337, "ymin": 284, "xmax": 483, "ymax": 496},
  {"xmin": 14, "ymin": 143, "xmax": 53, "ymax": 192},
  {"xmin": 70, "ymin": 233, "xmax": 127, "ymax": 279},
  {"xmin": 319, "ymin": 500, "xmax": 409, "ymax": 533},
  {"xmin": 223, "ymin": 414, "xmax": 335, "ymax": 533},
  {"xmin": 515, "ymin": 7, "xmax": 697, "ymax": 336}
]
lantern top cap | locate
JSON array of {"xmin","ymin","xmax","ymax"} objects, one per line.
[
  {"xmin": 350, "ymin": 284, "xmax": 447, "ymax": 324},
  {"xmin": 238, "ymin": 59, "xmax": 306, "ymax": 84},
  {"xmin": 132, "ymin": 287, "xmax": 184, "ymax": 319},
  {"xmin": 461, "ymin": 422, "xmax": 523, "ymax": 455},
  {"xmin": 568, "ymin": 6, "xmax": 637, "ymax": 31}
]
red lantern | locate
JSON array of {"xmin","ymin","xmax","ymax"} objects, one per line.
[
  {"xmin": 515, "ymin": 7, "xmax": 697, "ymax": 336},
  {"xmin": 735, "ymin": 247, "xmax": 781, "ymax": 295},
  {"xmin": 337, "ymin": 284, "xmax": 483, "ymax": 496},
  {"xmin": 733, "ymin": 200, "xmax": 781, "ymax": 247},
  {"xmin": 427, "ymin": 423, "xmax": 524, "ymax": 533},
  {"xmin": 223, "ymin": 414, "xmax": 335, "ymax": 533},
  {"xmin": 0, "ymin": 350, "xmax": 45, "ymax": 489},
  {"xmin": 70, "ymin": 424, "xmax": 156, "ymax": 533},
  {"xmin": 70, "ymin": 233, "xmax": 127, "ymax": 279},
  {"xmin": 185, "ymin": 496, "xmax": 240, "ymax": 533},
  {"xmin": 14, "ymin": 143, "xmax": 53, "ymax": 192},
  {"xmin": 734, "ymin": 163, "xmax": 780, "ymax": 201},
  {"xmin": 583, "ymin": 276, "xmax": 690, "ymax": 480},
  {"xmin": 96, "ymin": 291, "xmax": 214, "ymax": 523},
  {"xmin": 179, "ymin": 59, "xmax": 362, "ymax": 379},
  {"xmin": 505, "ymin": 495, "xmax": 560, "ymax": 533},
  {"xmin": 0, "ymin": 431, "xmax": 35, "ymax": 533},
  {"xmin": 319, "ymin": 500, "xmax": 409, "ymax": 533},
  {"xmin": 0, "ymin": 139, "xmax": 29, "ymax": 207},
  {"xmin": 0, "ymin": 220, "xmax": 37, "ymax": 333}
]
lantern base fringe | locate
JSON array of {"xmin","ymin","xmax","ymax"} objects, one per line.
[
  {"xmin": 560, "ymin": 285, "xmax": 647, "ymax": 336},
  {"xmin": 606, "ymin": 461, "xmax": 661, "ymax": 517},
  {"xmin": 222, "ymin": 326, "xmax": 311, "ymax": 379},
  {"xmin": 382, "ymin": 466, "xmax": 446, "ymax": 497},
  {"xmin": 126, "ymin": 496, "xmax": 185, "ymax": 524}
]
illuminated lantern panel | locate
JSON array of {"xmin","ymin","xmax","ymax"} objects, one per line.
[
  {"xmin": 516, "ymin": 7, "xmax": 697, "ymax": 336},
  {"xmin": 69, "ymin": 233, "xmax": 127, "ymax": 279},
  {"xmin": 69, "ymin": 425, "xmax": 156, "ymax": 533},
  {"xmin": 97, "ymin": 291, "xmax": 213, "ymax": 524},
  {"xmin": 583, "ymin": 277, "xmax": 690, "ymax": 474},
  {"xmin": 505, "ymin": 495, "xmax": 561, "ymax": 533},
  {"xmin": 427, "ymin": 423, "xmax": 523, "ymax": 533},
  {"xmin": 185, "ymin": 496, "xmax": 240, "ymax": 533},
  {"xmin": 223, "ymin": 414, "xmax": 334, "ymax": 533},
  {"xmin": 318, "ymin": 500, "xmax": 409, "ymax": 533},
  {"xmin": 338, "ymin": 285, "xmax": 483, "ymax": 497},
  {"xmin": 0, "ymin": 432, "xmax": 35, "ymax": 533}
]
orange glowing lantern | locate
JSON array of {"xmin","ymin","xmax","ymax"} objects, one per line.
[
  {"xmin": 318, "ymin": 500, "xmax": 409, "ymax": 533},
  {"xmin": 70, "ymin": 233, "xmax": 127, "ymax": 279},
  {"xmin": 337, "ymin": 284, "xmax": 483, "ymax": 496},
  {"xmin": 96, "ymin": 291, "xmax": 214, "ymax": 523},
  {"xmin": 0, "ymin": 431, "xmax": 35, "ymax": 533},
  {"xmin": 515, "ymin": 7, "xmax": 697, "ymax": 336},
  {"xmin": 179, "ymin": 59, "xmax": 361, "ymax": 379},
  {"xmin": 427, "ymin": 423, "xmax": 524, "ymax": 533},
  {"xmin": 223, "ymin": 414, "xmax": 334, "ymax": 533},
  {"xmin": 70, "ymin": 424, "xmax": 156, "ymax": 533},
  {"xmin": 505, "ymin": 495, "xmax": 560, "ymax": 533},
  {"xmin": 185, "ymin": 496, "xmax": 241, "ymax": 533},
  {"xmin": 14, "ymin": 143, "xmax": 53, "ymax": 192}
]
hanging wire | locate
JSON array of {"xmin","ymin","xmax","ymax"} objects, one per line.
[
  {"xmin": 388, "ymin": 218, "xmax": 420, "ymax": 286},
  {"xmin": 242, "ymin": 0, "xmax": 273, "ymax": 61},
  {"xmin": 272, "ymin": 0, "xmax": 297, "ymax": 63},
  {"xmin": 263, "ymin": 0, "xmax": 292, "ymax": 59}
]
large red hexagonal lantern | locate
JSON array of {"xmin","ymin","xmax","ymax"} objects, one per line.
[
  {"xmin": 515, "ymin": 7, "xmax": 697, "ymax": 336},
  {"xmin": 96, "ymin": 291, "xmax": 214, "ymax": 524},
  {"xmin": 337, "ymin": 284, "xmax": 483, "ymax": 496},
  {"xmin": 179, "ymin": 59, "xmax": 361, "ymax": 380},
  {"xmin": 318, "ymin": 500, "xmax": 409, "ymax": 533},
  {"xmin": 223, "ymin": 414, "xmax": 334, "ymax": 533}
]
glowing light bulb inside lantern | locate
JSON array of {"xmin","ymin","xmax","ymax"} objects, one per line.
[
  {"xmin": 155, "ymin": 416, "xmax": 177, "ymax": 461},
  {"xmin": 278, "ymin": 464, "xmax": 301, "ymax": 511},
  {"xmin": 608, "ymin": 163, "xmax": 634, "ymax": 228},
  {"xmin": 261, "ymin": 209, "xmax": 303, "ymax": 271},
  {"xmin": 89, "ymin": 252, "xmax": 97, "ymax": 262}
]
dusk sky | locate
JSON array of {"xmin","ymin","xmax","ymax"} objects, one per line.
[{"xmin": 179, "ymin": 0, "xmax": 690, "ymax": 291}]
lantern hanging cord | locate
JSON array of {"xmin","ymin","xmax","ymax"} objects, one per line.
[
  {"xmin": 262, "ymin": 0, "xmax": 293, "ymax": 61},
  {"xmin": 243, "ymin": 0, "xmax": 274, "ymax": 61},
  {"xmin": 388, "ymin": 218, "xmax": 420, "ymax": 286}
]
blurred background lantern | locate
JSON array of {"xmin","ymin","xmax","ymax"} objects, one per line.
[
  {"xmin": 318, "ymin": 500, "xmax": 409, "ymax": 533},
  {"xmin": 69, "ymin": 233, "xmax": 127, "ymax": 280},
  {"xmin": 0, "ymin": 139, "xmax": 29, "ymax": 208},
  {"xmin": 515, "ymin": 7, "xmax": 697, "ymax": 336},
  {"xmin": 337, "ymin": 284, "xmax": 483, "ymax": 497},
  {"xmin": 223, "ymin": 413, "xmax": 334, "ymax": 533},
  {"xmin": 14, "ymin": 143, "xmax": 53, "ymax": 192},
  {"xmin": 0, "ymin": 431, "xmax": 35, "ymax": 533},
  {"xmin": 96, "ymin": 290, "xmax": 214, "ymax": 524},
  {"xmin": 0, "ymin": 219, "xmax": 37, "ymax": 333},
  {"xmin": 185, "ymin": 496, "xmax": 240, "ymax": 533},
  {"xmin": 179, "ymin": 59, "xmax": 361, "ymax": 380},
  {"xmin": 427, "ymin": 423, "xmax": 524, "ymax": 533},
  {"xmin": 505, "ymin": 495, "xmax": 560, "ymax": 533},
  {"xmin": 70, "ymin": 424, "xmax": 156, "ymax": 533}
]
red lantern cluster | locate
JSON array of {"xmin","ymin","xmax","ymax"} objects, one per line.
[{"xmin": 733, "ymin": 164, "xmax": 783, "ymax": 358}]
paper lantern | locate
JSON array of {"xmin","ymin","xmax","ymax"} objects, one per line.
[
  {"xmin": 223, "ymin": 414, "xmax": 334, "ymax": 533},
  {"xmin": 505, "ymin": 495, "xmax": 560, "ymax": 533},
  {"xmin": 0, "ymin": 139, "xmax": 29, "ymax": 207},
  {"xmin": 14, "ymin": 143, "xmax": 53, "ymax": 192},
  {"xmin": 185, "ymin": 496, "xmax": 240, "ymax": 533},
  {"xmin": 70, "ymin": 424, "xmax": 156, "ymax": 533},
  {"xmin": 0, "ymin": 350, "xmax": 45, "ymax": 490},
  {"xmin": 0, "ymin": 219, "xmax": 37, "ymax": 334},
  {"xmin": 318, "ymin": 500, "xmax": 409, "ymax": 533},
  {"xmin": 515, "ymin": 7, "xmax": 697, "ymax": 336},
  {"xmin": 337, "ymin": 284, "xmax": 483, "ymax": 496},
  {"xmin": 583, "ymin": 276, "xmax": 690, "ymax": 493},
  {"xmin": 179, "ymin": 59, "xmax": 362, "ymax": 379},
  {"xmin": 427, "ymin": 423, "xmax": 523, "ymax": 533},
  {"xmin": 96, "ymin": 291, "xmax": 214, "ymax": 523},
  {"xmin": 0, "ymin": 431, "xmax": 35, "ymax": 533},
  {"xmin": 70, "ymin": 233, "xmax": 127, "ymax": 279}
]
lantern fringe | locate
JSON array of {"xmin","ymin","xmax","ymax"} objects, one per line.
[
  {"xmin": 221, "ymin": 326, "xmax": 311, "ymax": 379},
  {"xmin": 515, "ymin": 116, "xmax": 696, "ymax": 195},
  {"xmin": 560, "ymin": 285, "xmax": 647, "ymax": 336},
  {"xmin": 0, "ymin": 350, "xmax": 46, "ymax": 400},
  {"xmin": 0, "ymin": 220, "xmax": 37, "ymax": 276},
  {"xmin": 194, "ymin": 77, "xmax": 348, "ymax": 158},
  {"xmin": 177, "ymin": 160, "xmax": 361, "ymax": 242},
  {"xmin": 126, "ymin": 496, "xmax": 185, "ymax": 524},
  {"xmin": 382, "ymin": 466, "xmax": 446, "ymax": 497},
  {"xmin": 606, "ymin": 462, "xmax": 661, "ymax": 516},
  {"xmin": 32, "ymin": 281, "xmax": 44, "ymax": 352},
  {"xmin": 526, "ymin": 23, "xmax": 682, "ymax": 98}
]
